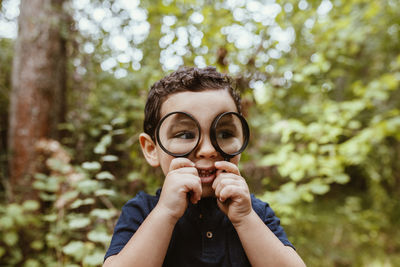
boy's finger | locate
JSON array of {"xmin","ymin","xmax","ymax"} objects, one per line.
[
  {"xmin": 184, "ymin": 175, "xmax": 202, "ymax": 204},
  {"xmin": 214, "ymin": 161, "xmax": 240, "ymax": 175},
  {"xmin": 212, "ymin": 170, "xmax": 243, "ymax": 191},
  {"xmin": 218, "ymin": 185, "xmax": 242, "ymax": 202},
  {"xmin": 169, "ymin": 157, "xmax": 195, "ymax": 172},
  {"xmin": 190, "ymin": 183, "xmax": 202, "ymax": 204},
  {"xmin": 213, "ymin": 178, "xmax": 242, "ymax": 199},
  {"xmin": 173, "ymin": 166, "xmax": 199, "ymax": 176}
]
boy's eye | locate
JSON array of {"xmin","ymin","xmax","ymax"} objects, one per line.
[
  {"xmin": 217, "ymin": 130, "xmax": 234, "ymax": 139},
  {"xmin": 174, "ymin": 131, "xmax": 196, "ymax": 139}
]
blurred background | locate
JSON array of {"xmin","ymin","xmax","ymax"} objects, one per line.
[{"xmin": 0, "ymin": 0, "xmax": 399, "ymax": 266}]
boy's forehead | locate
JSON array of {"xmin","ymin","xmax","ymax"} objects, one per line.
[{"xmin": 159, "ymin": 89, "xmax": 237, "ymax": 119}]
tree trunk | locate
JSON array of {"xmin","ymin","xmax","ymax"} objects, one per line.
[{"xmin": 8, "ymin": 0, "xmax": 67, "ymax": 199}]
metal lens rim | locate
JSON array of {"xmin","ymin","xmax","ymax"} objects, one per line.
[
  {"xmin": 210, "ymin": 111, "xmax": 250, "ymax": 160},
  {"xmin": 155, "ymin": 111, "xmax": 201, "ymax": 158}
]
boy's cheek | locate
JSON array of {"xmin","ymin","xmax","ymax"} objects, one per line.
[
  {"xmin": 156, "ymin": 149, "xmax": 174, "ymax": 175},
  {"xmin": 231, "ymin": 155, "xmax": 240, "ymax": 165},
  {"xmin": 160, "ymin": 159, "xmax": 174, "ymax": 176}
]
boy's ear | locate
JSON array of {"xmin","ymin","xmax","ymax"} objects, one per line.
[{"xmin": 139, "ymin": 133, "xmax": 160, "ymax": 167}]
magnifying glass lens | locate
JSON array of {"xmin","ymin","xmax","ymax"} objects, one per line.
[
  {"xmin": 214, "ymin": 113, "xmax": 247, "ymax": 156},
  {"xmin": 158, "ymin": 112, "xmax": 200, "ymax": 156}
]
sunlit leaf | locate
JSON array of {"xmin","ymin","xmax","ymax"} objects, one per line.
[
  {"xmin": 90, "ymin": 209, "xmax": 117, "ymax": 220},
  {"xmin": 87, "ymin": 229, "xmax": 111, "ymax": 243},
  {"xmin": 4, "ymin": 231, "xmax": 18, "ymax": 246},
  {"xmin": 81, "ymin": 161, "xmax": 101, "ymax": 171},
  {"xmin": 96, "ymin": 171, "xmax": 115, "ymax": 180},
  {"xmin": 101, "ymin": 155, "xmax": 118, "ymax": 162},
  {"xmin": 83, "ymin": 251, "xmax": 104, "ymax": 266},
  {"xmin": 22, "ymin": 200, "xmax": 40, "ymax": 211},
  {"xmin": 68, "ymin": 217, "xmax": 91, "ymax": 229},
  {"xmin": 62, "ymin": 241, "xmax": 85, "ymax": 260},
  {"xmin": 95, "ymin": 189, "xmax": 115, "ymax": 197}
]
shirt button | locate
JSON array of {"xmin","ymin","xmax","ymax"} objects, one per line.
[{"xmin": 206, "ymin": 231, "xmax": 213, "ymax": 239}]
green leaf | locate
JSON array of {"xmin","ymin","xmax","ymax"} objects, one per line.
[
  {"xmin": 90, "ymin": 209, "xmax": 117, "ymax": 220},
  {"xmin": 6, "ymin": 203, "xmax": 23, "ymax": 218},
  {"xmin": 23, "ymin": 259, "xmax": 41, "ymax": 267},
  {"xmin": 0, "ymin": 216, "xmax": 14, "ymax": 229},
  {"xmin": 127, "ymin": 171, "xmax": 141, "ymax": 181},
  {"xmin": 22, "ymin": 200, "xmax": 40, "ymax": 211},
  {"xmin": 334, "ymin": 173, "xmax": 350, "ymax": 184},
  {"xmin": 83, "ymin": 251, "xmax": 104, "ymax": 266},
  {"xmin": 34, "ymin": 173, "xmax": 48, "ymax": 180},
  {"xmin": 4, "ymin": 231, "xmax": 19, "ymax": 246},
  {"xmin": 45, "ymin": 176, "xmax": 61, "ymax": 192},
  {"xmin": 96, "ymin": 171, "xmax": 115, "ymax": 180},
  {"xmin": 68, "ymin": 217, "xmax": 91, "ymax": 229},
  {"xmin": 46, "ymin": 233, "xmax": 61, "ymax": 248},
  {"xmin": 47, "ymin": 158, "xmax": 71, "ymax": 174},
  {"xmin": 58, "ymin": 191, "xmax": 79, "ymax": 204},
  {"xmin": 82, "ymin": 161, "xmax": 101, "ymax": 171},
  {"xmin": 112, "ymin": 129, "xmax": 126, "ymax": 135},
  {"xmin": 33, "ymin": 180, "xmax": 46, "ymax": 191},
  {"xmin": 111, "ymin": 117, "xmax": 126, "ymax": 125},
  {"xmin": 101, "ymin": 155, "xmax": 119, "ymax": 162},
  {"xmin": 30, "ymin": 240, "xmax": 44, "ymax": 250},
  {"xmin": 43, "ymin": 214, "xmax": 57, "ymax": 222},
  {"xmin": 94, "ymin": 135, "xmax": 112, "ymax": 154},
  {"xmin": 77, "ymin": 180, "xmax": 100, "ymax": 194},
  {"xmin": 87, "ymin": 229, "xmax": 111, "ymax": 243},
  {"xmin": 309, "ymin": 182, "xmax": 330, "ymax": 195},
  {"xmin": 62, "ymin": 241, "xmax": 85, "ymax": 260},
  {"xmin": 95, "ymin": 189, "xmax": 116, "ymax": 197},
  {"xmin": 101, "ymin": 124, "xmax": 113, "ymax": 131},
  {"xmin": 70, "ymin": 198, "xmax": 95, "ymax": 209}
]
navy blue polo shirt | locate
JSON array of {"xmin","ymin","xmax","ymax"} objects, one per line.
[{"xmin": 105, "ymin": 189, "xmax": 294, "ymax": 266}]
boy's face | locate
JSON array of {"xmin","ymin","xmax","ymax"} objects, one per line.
[{"xmin": 143, "ymin": 89, "xmax": 241, "ymax": 198}]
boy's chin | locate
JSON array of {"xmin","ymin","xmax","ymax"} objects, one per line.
[{"xmin": 201, "ymin": 186, "xmax": 215, "ymax": 198}]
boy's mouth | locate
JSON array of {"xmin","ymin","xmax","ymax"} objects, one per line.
[{"xmin": 197, "ymin": 168, "xmax": 216, "ymax": 184}]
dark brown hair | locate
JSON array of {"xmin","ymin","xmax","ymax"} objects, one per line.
[{"xmin": 144, "ymin": 66, "xmax": 241, "ymax": 140}]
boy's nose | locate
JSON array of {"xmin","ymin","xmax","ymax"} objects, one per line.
[{"xmin": 195, "ymin": 135, "xmax": 218, "ymax": 159}]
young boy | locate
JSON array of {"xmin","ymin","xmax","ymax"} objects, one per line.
[{"xmin": 103, "ymin": 66, "xmax": 305, "ymax": 267}]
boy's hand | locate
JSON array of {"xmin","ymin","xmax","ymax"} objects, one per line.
[
  {"xmin": 157, "ymin": 158, "xmax": 202, "ymax": 222},
  {"xmin": 212, "ymin": 161, "xmax": 252, "ymax": 225}
]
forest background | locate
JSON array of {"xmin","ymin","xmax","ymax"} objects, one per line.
[{"xmin": 0, "ymin": 0, "xmax": 399, "ymax": 266}]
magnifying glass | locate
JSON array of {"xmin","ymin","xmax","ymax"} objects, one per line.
[
  {"xmin": 210, "ymin": 111, "xmax": 250, "ymax": 161},
  {"xmin": 155, "ymin": 111, "xmax": 249, "ymax": 161}
]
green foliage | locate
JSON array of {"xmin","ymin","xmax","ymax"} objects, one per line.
[
  {"xmin": 0, "ymin": 38, "xmax": 13, "ymax": 185},
  {"xmin": 0, "ymin": 140, "xmax": 118, "ymax": 266},
  {"xmin": 287, "ymin": 193, "xmax": 400, "ymax": 266},
  {"xmin": 254, "ymin": 0, "xmax": 400, "ymax": 215}
]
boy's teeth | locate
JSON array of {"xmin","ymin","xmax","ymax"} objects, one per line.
[{"xmin": 198, "ymin": 169, "xmax": 215, "ymax": 177}]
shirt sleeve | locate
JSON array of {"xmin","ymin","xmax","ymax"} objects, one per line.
[
  {"xmin": 104, "ymin": 191, "xmax": 157, "ymax": 260},
  {"xmin": 250, "ymin": 195, "xmax": 295, "ymax": 250}
]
